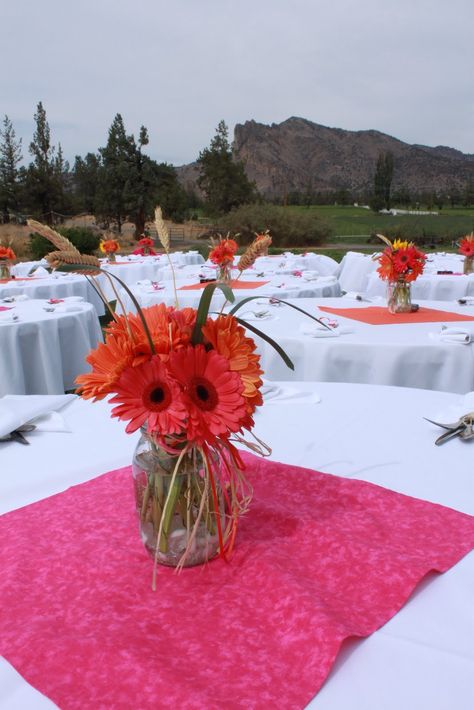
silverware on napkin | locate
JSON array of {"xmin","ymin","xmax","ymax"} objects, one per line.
[
  {"xmin": 0, "ymin": 424, "xmax": 36, "ymax": 445},
  {"xmin": 424, "ymin": 412, "xmax": 474, "ymax": 445}
]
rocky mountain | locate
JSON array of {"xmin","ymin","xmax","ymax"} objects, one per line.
[{"xmin": 177, "ymin": 117, "xmax": 474, "ymax": 199}]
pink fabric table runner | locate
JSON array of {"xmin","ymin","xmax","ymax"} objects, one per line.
[{"xmin": 1, "ymin": 452, "xmax": 473, "ymax": 709}]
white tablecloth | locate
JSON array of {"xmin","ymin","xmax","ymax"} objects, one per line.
[
  {"xmin": 0, "ymin": 299, "xmax": 103, "ymax": 395},
  {"xmin": 366, "ymin": 271, "xmax": 474, "ymax": 301},
  {"xmin": 118, "ymin": 272, "xmax": 341, "ymax": 313},
  {"xmin": 244, "ymin": 297, "xmax": 474, "ymax": 393},
  {"xmin": 0, "ymin": 274, "xmax": 105, "ymax": 315},
  {"xmin": 1, "ymin": 382, "xmax": 473, "ymax": 709}
]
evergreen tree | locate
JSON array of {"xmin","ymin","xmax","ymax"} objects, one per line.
[
  {"xmin": 371, "ymin": 151, "xmax": 394, "ymax": 212},
  {"xmin": 73, "ymin": 152, "xmax": 100, "ymax": 213},
  {"xmin": 197, "ymin": 120, "xmax": 257, "ymax": 214},
  {"xmin": 0, "ymin": 115, "xmax": 23, "ymax": 221},
  {"xmin": 26, "ymin": 101, "xmax": 64, "ymax": 221},
  {"xmin": 96, "ymin": 113, "xmax": 137, "ymax": 232}
]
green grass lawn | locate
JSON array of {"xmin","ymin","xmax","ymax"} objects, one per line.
[{"xmin": 287, "ymin": 205, "xmax": 474, "ymax": 240}]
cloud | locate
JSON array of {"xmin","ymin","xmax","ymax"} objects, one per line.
[{"xmin": 2, "ymin": 0, "xmax": 474, "ymax": 165}]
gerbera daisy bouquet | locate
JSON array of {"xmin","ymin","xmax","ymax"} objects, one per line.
[
  {"xmin": 99, "ymin": 238, "xmax": 120, "ymax": 261},
  {"xmin": 458, "ymin": 233, "xmax": 474, "ymax": 274},
  {"xmin": 0, "ymin": 245, "xmax": 16, "ymax": 279},
  {"xmin": 27, "ymin": 212, "xmax": 325, "ymax": 583},
  {"xmin": 375, "ymin": 234, "xmax": 426, "ymax": 313},
  {"xmin": 133, "ymin": 236, "xmax": 156, "ymax": 256},
  {"xmin": 208, "ymin": 235, "xmax": 238, "ymax": 282},
  {"xmin": 376, "ymin": 235, "xmax": 426, "ymax": 283}
]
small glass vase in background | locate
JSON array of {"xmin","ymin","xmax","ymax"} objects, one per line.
[
  {"xmin": 464, "ymin": 256, "xmax": 474, "ymax": 275},
  {"xmin": 107, "ymin": 252, "xmax": 116, "ymax": 263},
  {"xmin": 0, "ymin": 261, "xmax": 10, "ymax": 279},
  {"xmin": 217, "ymin": 263, "xmax": 232, "ymax": 284},
  {"xmin": 132, "ymin": 430, "xmax": 226, "ymax": 568},
  {"xmin": 387, "ymin": 279, "xmax": 412, "ymax": 313}
]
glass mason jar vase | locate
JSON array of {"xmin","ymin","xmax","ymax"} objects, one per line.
[
  {"xmin": 217, "ymin": 262, "xmax": 232, "ymax": 284},
  {"xmin": 107, "ymin": 252, "xmax": 116, "ymax": 263},
  {"xmin": 132, "ymin": 430, "xmax": 226, "ymax": 568},
  {"xmin": 463, "ymin": 256, "xmax": 474, "ymax": 275},
  {"xmin": 387, "ymin": 279, "xmax": 412, "ymax": 313},
  {"xmin": 0, "ymin": 260, "xmax": 11, "ymax": 279}
]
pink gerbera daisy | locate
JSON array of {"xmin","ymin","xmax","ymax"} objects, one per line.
[
  {"xmin": 169, "ymin": 344, "xmax": 247, "ymax": 445},
  {"xmin": 110, "ymin": 356, "xmax": 187, "ymax": 435}
]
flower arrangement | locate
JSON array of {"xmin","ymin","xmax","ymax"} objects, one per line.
[
  {"xmin": 209, "ymin": 236, "xmax": 238, "ymax": 283},
  {"xmin": 133, "ymin": 236, "xmax": 156, "ymax": 256},
  {"xmin": 99, "ymin": 238, "xmax": 120, "ymax": 261},
  {"xmin": 376, "ymin": 235, "xmax": 426, "ymax": 313},
  {"xmin": 0, "ymin": 246, "xmax": 16, "ymax": 261},
  {"xmin": 0, "ymin": 245, "xmax": 16, "ymax": 279},
  {"xmin": 458, "ymin": 233, "xmax": 474, "ymax": 274},
  {"xmin": 26, "ymin": 213, "xmax": 325, "ymax": 585},
  {"xmin": 376, "ymin": 236, "xmax": 426, "ymax": 283}
]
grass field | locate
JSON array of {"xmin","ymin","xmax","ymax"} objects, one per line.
[{"xmin": 288, "ymin": 205, "xmax": 474, "ymax": 240}]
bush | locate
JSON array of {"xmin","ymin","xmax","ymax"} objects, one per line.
[
  {"xmin": 215, "ymin": 204, "xmax": 332, "ymax": 248},
  {"xmin": 29, "ymin": 227, "xmax": 101, "ymax": 260}
]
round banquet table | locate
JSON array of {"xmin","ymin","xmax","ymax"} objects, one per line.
[
  {"xmin": 0, "ymin": 273, "xmax": 105, "ymax": 315},
  {"xmin": 118, "ymin": 271, "xmax": 341, "ymax": 313},
  {"xmin": 238, "ymin": 296, "xmax": 474, "ymax": 393},
  {"xmin": 0, "ymin": 381, "xmax": 473, "ymax": 709},
  {"xmin": 0, "ymin": 299, "xmax": 103, "ymax": 395},
  {"xmin": 365, "ymin": 271, "xmax": 474, "ymax": 301}
]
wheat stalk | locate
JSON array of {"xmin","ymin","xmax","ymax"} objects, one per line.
[
  {"xmin": 154, "ymin": 206, "xmax": 170, "ymax": 253},
  {"xmin": 237, "ymin": 234, "xmax": 272, "ymax": 272},
  {"xmin": 154, "ymin": 205, "xmax": 178, "ymax": 308},
  {"xmin": 27, "ymin": 219, "xmax": 80, "ymax": 254},
  {"xmin": 45, "ymin": 250, "xmax": 102, "ymax": 275}
]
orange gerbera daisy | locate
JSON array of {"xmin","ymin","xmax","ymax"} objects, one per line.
[
  {"xmin": 169, "ymin": 344, "xmax": 247, "ymax": 445},
  {"xmin": 202, "ymin": 315, "xmax": 263, "ymax": 417},
  {"xmin": 75, "ymin": 334, "xmax": 136, "ymax": 400},
  {"xmin": 459, "ymin": 234, "xmax": 474, "ymax": 257},
  {"xmin": 110, "ymin": 356, "xmax": 187, "ymax": 435}
]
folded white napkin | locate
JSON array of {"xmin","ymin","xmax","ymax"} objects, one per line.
[
  {"xmin": 0, "ymin": 394, "xmax": 76, "ymax": 438},
  {"xmin": 63, "ymin": 296, "xmax": 84, "ymax": 302},
  {"xmin": 302, "ymin": 270, "xmax": 320, "ymax": 281},
  {"xmin": 438, "ymin": 327, "xmax": 474, "ymax": 344},
  {"xmin": 137, "ymin": 279, "xmax": 152, "ymax": 286},
  {"xmin": 54, "ymin": 305, "xmax": 85, "ymax": 313},
  {"xmin": 239, "ymin": 309, "xmax": 276, "ymax": 322},
  {"xmin": 299, "ymin": 323, "xmax": 353, "ymax": 338},
  {"xmin": 31, "ymin": 266, "xmax": 50, "ymax": 277},
  {"xmin": 0, "ymin": 311, "xmax": 19, "ymax": 323},
  {"xmin": 314, "ymin": 275, "xmax": 336, "ymax": 284},
  {"xmin": 2, "ymin": 294, "xmax": 28, "ymax": 303},
  {"xmin": 343, "ymin": 291, "xmax": 373, "ymax": 302}
]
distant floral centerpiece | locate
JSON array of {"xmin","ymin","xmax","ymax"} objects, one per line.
[
  {"xmin": 376, "ymin": 235, "xmax": 426, "ymax": 313},
  {"xmin": 458, "ymin": 233, "xmax": 474, "ymax": 274},
  {"xmin": 100, "ymin": 238, "xmax": 120, "ymax": 262},
  {"xmin": 0, "ymin": 245, "xmax": 16, "ymax": 279},
  {"xmin": 209, "ymin": 236, "xmax": 238, "ymax": 283},
  {"xmin": 133, "ymin": 236, "xmax": 156, "ymax": 256}
]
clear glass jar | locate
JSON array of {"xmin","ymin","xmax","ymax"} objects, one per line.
[
  {"xmin": 0, "ymin": 261, "xmax": 11, "ymax": 280},
  {"xmin": 387, "ymin": 280, "xmax": 412, "ymax": 313},
  {"xmin": 132, "ymin": 430, "xmax": 225, "ymax": 567},
  {"xmin": 463, "ymin": 256, "xmax": 473, "ymax": 275},
  {"xmin": 107, "ymin": 252, "xmax": 116, "ymax": 263},
  {"xmin": 217, "ymin": 263, "xmax": 232, "ymax": 284}
]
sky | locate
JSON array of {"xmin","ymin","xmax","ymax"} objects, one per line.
[{"xmin": 1, "ymin": 0, "xmax": 474, "ymax": 167}]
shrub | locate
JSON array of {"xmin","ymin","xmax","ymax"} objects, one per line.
[
  {"xmin": 216, "ymin": 204, "xmax": 332, "ymax": 248},
  {"xmin": 29, "ymin": 227, "xmax": 101, "ymax": 260}
]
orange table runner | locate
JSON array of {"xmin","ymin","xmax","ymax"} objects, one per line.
[
  {"xmin": 179, "ymin": 280, "xmax": 269, "ymax": 291},
  {"xmin": 318, "ymin": 306, "xmax": 474, "ymax": 325}
]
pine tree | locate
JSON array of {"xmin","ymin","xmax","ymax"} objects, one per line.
[
  {"xmin": 74, "ymin": 153, "xmax": 100, "ymax": 213},
  {"xmin": 26, "ymin": 101, "xmax": 64, "ymax": 222},
  {"xmin": 197, "ymin": 120, "xmax": 257, "ymax": 214},
  {"xmin": 0, "ymin": 115, "xmax": 23, "ymax": 221},
  {"xmin": 96, "ymin": 113, "xmax": 134, "ymax": 232},
  {"xmin": 371, "ymin": 151, "xmax": 394, "ymax": 212}
]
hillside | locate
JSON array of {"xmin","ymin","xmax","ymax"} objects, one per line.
[{"xmin": 176, "ymin": 117, "xmax": 474, "ymax": 199}]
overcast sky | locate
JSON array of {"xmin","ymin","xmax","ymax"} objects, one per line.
[{"xmin": 2, "ymin": 0, "xmax": 473, "ymax": 167}]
